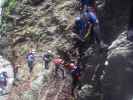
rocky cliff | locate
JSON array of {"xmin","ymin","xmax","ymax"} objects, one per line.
[
  {"xmin": 1, "ymin": 0, "xmax": 133, "ymax": 100},
  {"xmin": 98, "ymin": 0, "xmax": 131, "ymax": 43}
]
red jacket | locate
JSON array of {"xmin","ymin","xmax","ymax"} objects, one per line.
[{"xmin": 53, "ymin": 58, "xmax": 64, "ymax": 65}]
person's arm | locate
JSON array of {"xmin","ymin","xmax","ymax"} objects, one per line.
[
  {"xmin": 84, "ymin": 22, "xmax": 93, "ymax": 38},
  {"xmin": 88, "ymin": 23, "xmax": 93, "ymax": 33}
]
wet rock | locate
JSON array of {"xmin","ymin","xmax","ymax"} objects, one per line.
[{"xmin": 77, "ymin": 84, "xmax": 102, "ymax": 100}]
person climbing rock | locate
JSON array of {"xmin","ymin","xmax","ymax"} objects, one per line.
[
  {"xmin": 72, "ymin": 15, "xmax": 87, "ymax": 41},
  {"xmin": 68, "ymin": 63, "xmax": 81, "ymax": 95},
  {"xmin": 26, "ymin": 50, "xmax": 35, "ymax": 73},
  {"xmin": 43, "ymin": 50, "xmax": 53, "ymax": 69},
  {"xmin": 53, "ymin": 56, "xmax": 65, "ymax": 79},
  {"xmin": 80, "ymin": 0, "xmax": 96, "ymax": 11},
  {"xmin": 82, "ymin": 7, "xmax": 103, "ymax": 46}
]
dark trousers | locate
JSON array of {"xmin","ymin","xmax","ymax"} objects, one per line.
[
  {"xmin": 28, "ymin": 61, "xmax": 33, "ymax": 73},
  {"xmin": 44, "ymin": 61, "xmax": 49, "ymax": 69},
  {"xmin": 55, "ymin": 65, "xmax": 65, "ymax": 79}
]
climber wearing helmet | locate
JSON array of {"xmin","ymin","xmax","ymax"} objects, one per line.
[
  {"xmin": 70, "ymin": 63, "xmax": 81, "ymax": 95},
  {"xmin": 65, "ymin": 62, "xmax": 81, "ymax": 95},
  {"xmin": 53, "ymin": 56, "xmax": 65, "ymax": 79},
  {"xmin": 43, "ymin": 50, "xmax": 53, "ymax": 69},
  {"xmin": 26, "ymin": 50, "xmax": 35, "ymax": 73}
]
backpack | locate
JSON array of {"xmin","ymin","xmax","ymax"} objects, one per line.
[
  {"xmin": 27, "ymin": 53, "xmax": 34, "ymax": 61},
  {"xmin": 71, "ymin": 67, "xmax": 81, "ymax": 77},
  {"xmin": 88, "ymin": 12, "xmax": 98, "ymax": 24}
]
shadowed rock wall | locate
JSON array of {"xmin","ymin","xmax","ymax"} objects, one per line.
[{"xmin": 98, "ymin": 0, "xmax": 131, "ymax": 43}]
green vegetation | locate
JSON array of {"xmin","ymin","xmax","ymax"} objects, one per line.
[
  {"xmin": 0, "ymin": 0, "xmax": 17, "ymax": 33},
  {"xmin": 4, "ymin": 0, "xmax": 17, "ymax": 16}
]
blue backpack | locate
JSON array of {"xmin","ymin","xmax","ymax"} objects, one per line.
[{"xmin": 88, "ymin": 12, "xmax": 97, "ymax": 24}]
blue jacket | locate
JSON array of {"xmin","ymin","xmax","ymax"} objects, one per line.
[
  {"xmin": 88, "ymin": 12, "xmax": 98, "ymax": 24},
  {"xmin": 84, "ymin": 11, "xmax": 98, "ymax": 24}
]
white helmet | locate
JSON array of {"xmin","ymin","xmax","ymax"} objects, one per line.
[
  {"xmin": 31, "ymin": 49, "xmax": 36, "ymax": 54},
  {"xmin": 47, "ymin": 50, "xmax": 52, "ymax": 54}
]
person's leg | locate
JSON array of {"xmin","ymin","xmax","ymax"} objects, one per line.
[
  {"xmin": 71, "ymin": 77, "xmax": 75, "ymax": 95},
  {"xmin": 60, "ymin": 67, "xmax": 65, "ymax": 79},
  {"xmin": 30, "ymin": 66, "xmax": 33, "ymax": 73},
  {"xmin": 55, "ymin": 65, "xmax": 59, "ymax": 78},
  {"xmin": 45, "ymin": 61, "xmax": 49, "ymax": 69},
  {"xmin": 71, "ymin": 77, "xmax": 77, "ymax": 96},
  {"xmin": 28, "ymin": 61, "xmax": 33, "ymax": 73}
]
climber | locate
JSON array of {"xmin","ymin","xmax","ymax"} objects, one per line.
[
  {"xmin": 68, "ymin": 63, "xmax": 81, "ymax": 95},
  {"xmin": 0, "ymin": 72, "xmax": 8, "ymax": 92},
  {"xmin": 53, "ymin": 56, "xmax": 65, "ymax": 79},
  {"xmin": 80, "ymin": 0, "xmax": 96, "ymax": 11},
  {"xmin": 26, "ymin": 50, "xmax": 35, "ymax": 73},
  {"xmin": 72, "ymin": 15, "xmax": 87, "ymax": 41},
  {"xmin": 43, "ymin": 50, "xmax": 53, "ymax": 69},
  {"xmin": 83, "ymin": 7, "xmax": 102, "ymax": 45}
]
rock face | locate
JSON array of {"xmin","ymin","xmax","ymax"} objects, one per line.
[
  {"xmin": 30, "ymin": 0, "xmax": 44, "ymax": 5},
  {"xmin": 102, "ymin": 31, "xmax": 133, "ymax": 100},
  {"xmin": 98, "ymin": 0, "xmax": 131, "ymax": 43}
]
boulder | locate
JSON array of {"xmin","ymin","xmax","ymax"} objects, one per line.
[{"xmin": 102, "ymin": 31, "xmax": 133, "ymax": 100}]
